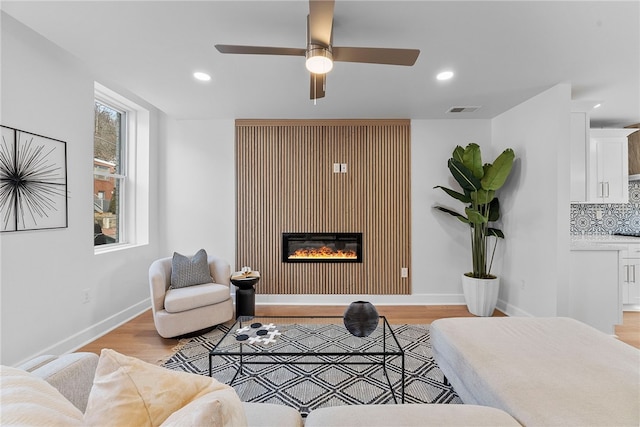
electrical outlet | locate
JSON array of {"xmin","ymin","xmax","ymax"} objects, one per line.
[
  {"xmin": 340, "ymin": 163, "xmax": 347, "ymax": 173},
  {"xmin": 82, "ymin": 289, "xmax": 90, "ymax": 304},
  {"xmin": 401, "ymin": 267, "xmax": 408, "ymax": 278},
  {"xmin": 333, "ymin": 163, "xmax": 341, "ymax": 173},
  {"xmin": 595, "ymin": 209, "xmax": 603, "ymax": 220}
]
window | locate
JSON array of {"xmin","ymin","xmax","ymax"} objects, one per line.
[
  {"xmin": 93, "ymin": 83, "xmax": 150, "ymax": 250},
  {"xmin": 94, "ymin": 101, "xmax": 124, "ymax": 245}
]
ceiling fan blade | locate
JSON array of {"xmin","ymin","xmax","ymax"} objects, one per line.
[
  {"xmin": 308, "ymin": 0, "xmax": 335, "ymax": 46},
  {"xmin": 310, "ymin": 73, "xmax": 326, "ymax": 100},
  {"xmin": 333, "ymin": 47, "xmax": 420, "ymax": 66},
  {"xmin": 215, "ymin": 44, "xmax": 306, "ymax": 57}
]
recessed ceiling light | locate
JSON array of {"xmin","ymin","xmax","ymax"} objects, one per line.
[
  {"xmin": 436, "ymin": 71, "xmax": 454, "ymax": 81},
  {"xmin": 593, "ymin": 103, "xmax": 602, "ymax": 109},
  {"xmin": 193, "ymin": 72, "xmax": 211, "ymax": 82}
]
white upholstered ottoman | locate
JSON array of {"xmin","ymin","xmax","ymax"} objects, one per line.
[
  {"xmin": 304, "ymin": 404, "xmax": 520, "ymax": 426},
  {"xmin": 431, "ymin": 317, "xmax": 640, "ymax": 426}
]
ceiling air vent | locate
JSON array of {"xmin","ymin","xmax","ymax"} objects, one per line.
[{"xmin": 447, "ymin": 106, "xmax": 481, "ymax": 113}]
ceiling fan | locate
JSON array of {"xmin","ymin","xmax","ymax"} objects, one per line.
[{"xmin": 215, "ymin": 0, "xmax": 420, "ymax": 100}]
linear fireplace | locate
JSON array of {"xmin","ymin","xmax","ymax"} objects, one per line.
[{"xmin": 282, "ymin": 232, "xmax": 363, "ymax": 263}]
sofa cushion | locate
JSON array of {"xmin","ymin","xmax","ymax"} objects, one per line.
[
  {"xmin": 164, "ymin": 283, "xmax": 230, "ymax": 313},
  {"xmin": 0, "ymin": 365, "xmax": 83, "ymax": 426},
  {"xmin": 170, "ymin": 249, "xmax": 213, "ymax": 289},
  {"xmin": 304, "ymin": 404, "xmax": 520, "ymax": 426},
  {"xmin": 242, "ymin": 402, "xmax": 304, "ymax": 427},
  {"xmin": 84, "ymin": 349, "xmax": 247, "ymax": 427}
]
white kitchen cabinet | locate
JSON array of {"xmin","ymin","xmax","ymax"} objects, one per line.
[
  {"xmin": 588, "ymin": 129, "xmax": 635, "ymax": 203},
  {"xmin": 621, "ymin": 244, "xmax": 640, "ymax": 306}
]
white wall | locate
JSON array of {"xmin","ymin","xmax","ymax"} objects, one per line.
[
  {"xmin": 159, "ymin": 119, "xmax": 236, "ymax": 265},
  {"xmin": 491, "ymin": 83, "xmax": 572, "ymax": 317},
  {"xmin": 0, "ymin": 13, "xmax": 162, "ymax": 366}
]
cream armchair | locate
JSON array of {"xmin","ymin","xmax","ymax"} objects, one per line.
[{"xmin": 149, "ymin": 253, "xmax": 233, "ymax": 338}]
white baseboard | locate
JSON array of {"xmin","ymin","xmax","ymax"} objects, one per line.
[
  {"xmin": 15, "ymin": 299, "xmax": 151, "ymax": 367},
  {"xmin": 496, "ymin": 299, "xmax": 533, "ymax": 317}
]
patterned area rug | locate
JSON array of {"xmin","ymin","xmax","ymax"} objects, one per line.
[{"xmin": 162, "ymin": 322, "xmax": 462, "ymax": 416}]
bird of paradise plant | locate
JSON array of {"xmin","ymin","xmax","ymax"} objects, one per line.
[{"xmin": 434, "ymin": 143, "xmax": 515, "ymax": 279}]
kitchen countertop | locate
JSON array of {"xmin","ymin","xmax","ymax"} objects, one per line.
[{"xmin": 571, "ymin": 234, "xmax": 640, "ymax": 251}]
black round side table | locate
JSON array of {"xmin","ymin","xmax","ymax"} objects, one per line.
[{"xmin": 231, "ymin": 275, "xmax": 260, "ymax": 318}]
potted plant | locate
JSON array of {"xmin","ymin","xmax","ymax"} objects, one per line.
[{"xmin": 434, "ymin": 143, "xmax": 515, "ymax": 316}]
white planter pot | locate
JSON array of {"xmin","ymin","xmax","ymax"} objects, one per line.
[{"xmin": 461, "ymin": 274, "xmax": 500, "ymax": 317}]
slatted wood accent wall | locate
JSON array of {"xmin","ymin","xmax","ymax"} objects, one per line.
[{"xmin": 236, "ymin": 119, "xmax": 411, "ymax": 295}]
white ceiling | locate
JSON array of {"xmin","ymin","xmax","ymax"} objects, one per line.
[{"xmin": 2, "ymin": 1, "xmax": 639, "ymax": 127}]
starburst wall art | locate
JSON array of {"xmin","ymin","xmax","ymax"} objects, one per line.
[{"xmin": 0, "ymin": 125, "xmax": 67, "ymax": 232}]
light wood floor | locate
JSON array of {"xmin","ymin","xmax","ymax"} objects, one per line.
[{"xmin": 77, "ymin": 306, "xmax": 640, "ymax": 364}]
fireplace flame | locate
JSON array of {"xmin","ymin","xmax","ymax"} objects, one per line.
[{"xmin": 290, "ymin": 246, "xmax": 357, "ymax": 259}]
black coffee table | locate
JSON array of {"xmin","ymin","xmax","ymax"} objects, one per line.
[{"xmin": 209, "ymin": 315, "xmax": 405, "ymax": 404}]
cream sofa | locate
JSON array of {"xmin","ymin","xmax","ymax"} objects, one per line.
[{"xmin": 11, "ymin": 318, "xmax": 632, "ymax": 426}]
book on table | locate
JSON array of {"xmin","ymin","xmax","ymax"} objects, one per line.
[{"xmin": 231, "ymin": 271, "xmax": 260, "ymax": 280}]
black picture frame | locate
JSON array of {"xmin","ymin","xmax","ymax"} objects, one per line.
[{"xmin": 0, "ymin": 125, "xmax": 68, "ymax": 232}]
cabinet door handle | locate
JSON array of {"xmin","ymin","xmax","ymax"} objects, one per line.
[
  {"xmin": 598, "ymin": 182, "xmax": 610, "ymax": 198},
  {"xmin": 625, "ymin": 265, "xmax": 630, "ymax": 282},
  {"xmin": 633, "ymin": 265, "xmax": 636, "ymax": 283}
]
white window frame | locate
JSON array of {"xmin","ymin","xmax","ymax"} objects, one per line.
[{"xmin": 94, "ymin": 82, "xmax": 150, "ymax": 253}]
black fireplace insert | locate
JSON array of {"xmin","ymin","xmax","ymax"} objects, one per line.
[{"xmin": 282, "ymin": 232, "xmax": 363, "ymax": 263}]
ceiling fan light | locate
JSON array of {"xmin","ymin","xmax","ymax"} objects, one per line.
[{"xmin": 306, "ymin": 46, "xmax": 333, "ymax": 74}]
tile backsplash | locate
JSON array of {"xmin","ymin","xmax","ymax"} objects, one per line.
[{"xmin": 570, "ymin": 182, "xmax": 640, "ymax": 235}]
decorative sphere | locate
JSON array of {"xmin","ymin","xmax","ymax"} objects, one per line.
[{"xmin": 343, "ymin": 301, "xmax": 379, "ymax": 337}]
